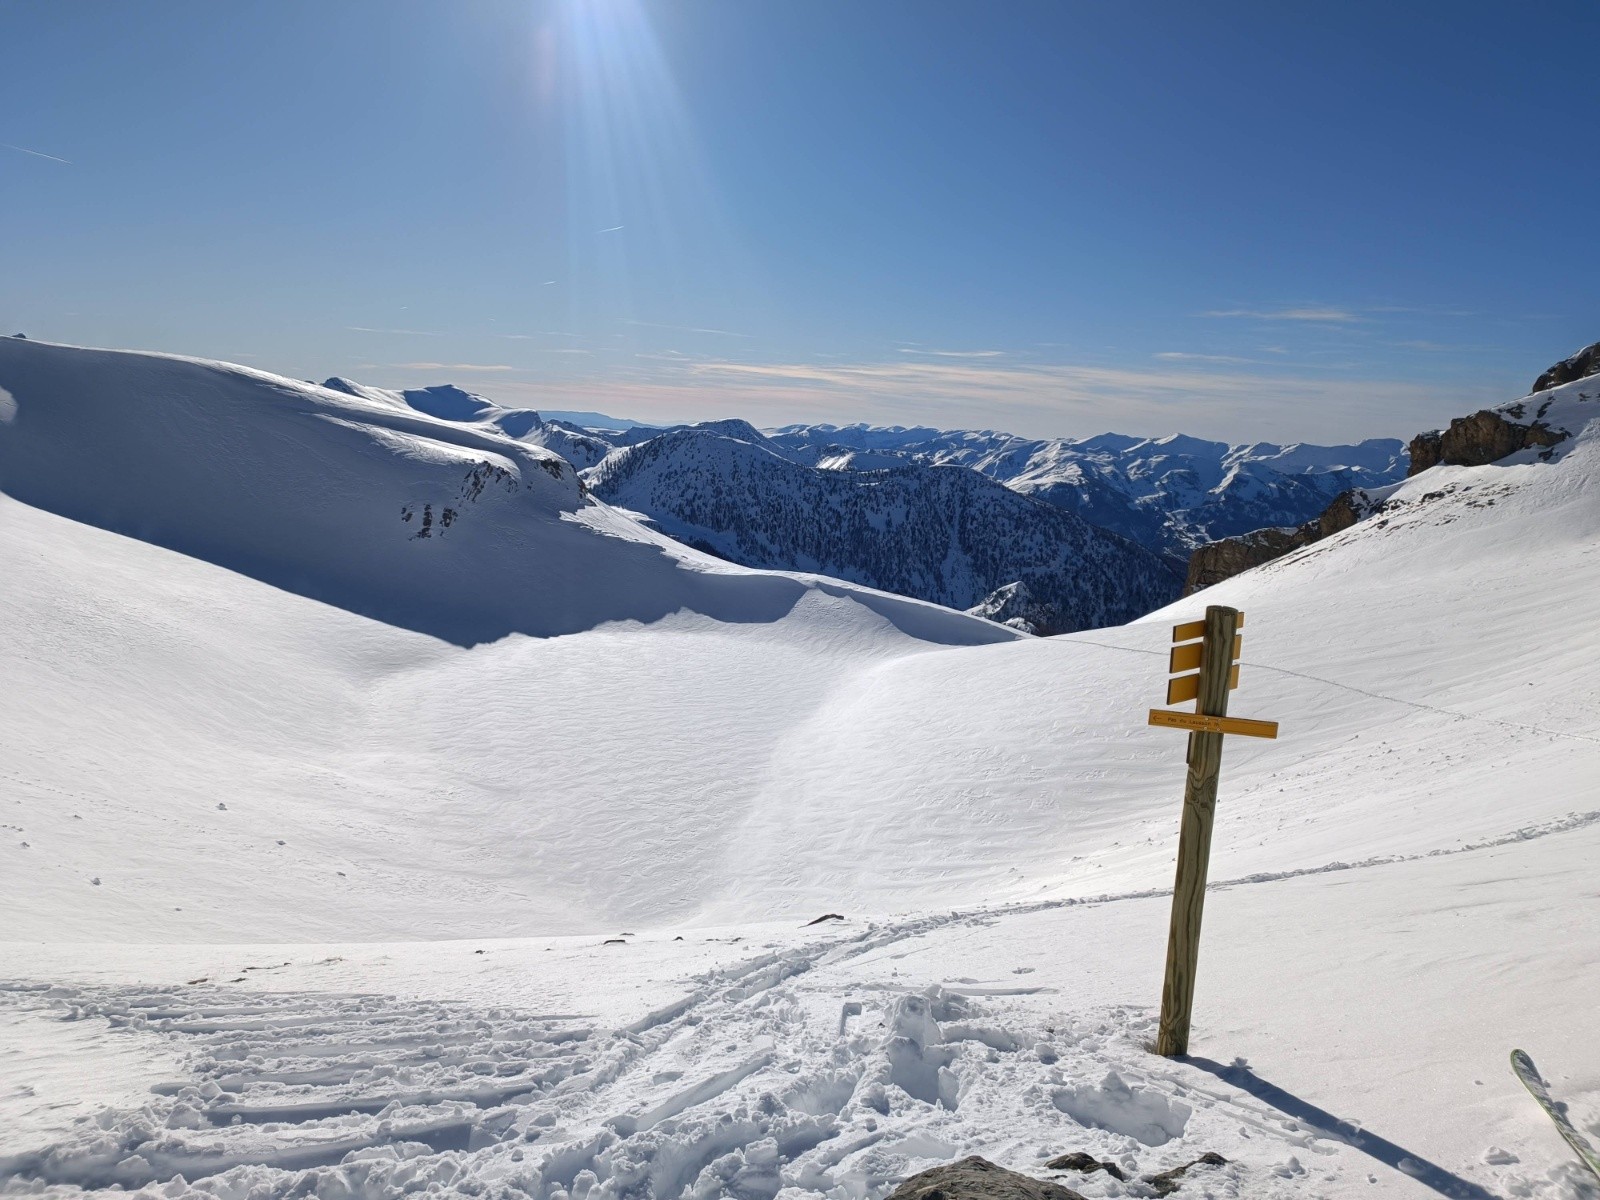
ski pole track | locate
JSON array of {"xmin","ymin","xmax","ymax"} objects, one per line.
[{"xmin": 4, "ymin": 812, "xmax": 1593, "ymax": 1198}]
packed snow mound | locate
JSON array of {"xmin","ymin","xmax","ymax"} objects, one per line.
[
  {"xmin": 0, "ymin": 339, "xmax": 1018, "ymax": 648},
  {"xmin": 586, "ymin": 425, "xmax": 1179, "ymax": 632}
]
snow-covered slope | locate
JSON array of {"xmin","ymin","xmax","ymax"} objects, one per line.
[
  {"xmin": 586, "ymin": 425, "xmax": 1179, "ymax": 634},
  {"xmin": 0, "ymin": 340, "xmax": 1013, "ymax": 650},
  {"xmin": 2, "ymin": 336, "xmax": 1593, "ymax": 944},
  {"xmin": 2, "ymin": 341, "xmax": 1598, "ymax": 1200},
  {"xmin": 769, "ymin": 423, "xmax": 1408, "ymax": 563},
  {"xmin": 321, "ymin": 377, "xmax": 618, "ymax": 470}
]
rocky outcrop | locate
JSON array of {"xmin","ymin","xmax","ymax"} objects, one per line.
[
  {"xmin": 1183, "ymin": 488, "xmax": 1370, "ymax": 595},
  {"xmin": 1402, "ymin": 344, "xmax": 1591, "ymax": 477},
  {"xmin": 1407, "ymin": 408, "xmax": 1568, "ymax": 477},
  {"xmin": 886, "ymin": 1157, "xmax": 1087, "ymax": 1200},
  {"xmin": 1531, "ymin": 341, "xmax": 1600, "ymax": 394},
  {"xmin": 1187, "ymin": 341, "xmax": 1596, "ymax": 592}
]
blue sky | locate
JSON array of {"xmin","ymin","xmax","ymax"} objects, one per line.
[{"xmin": 2, "ymin": 0, "xmax": 1596, "ymax": 442}]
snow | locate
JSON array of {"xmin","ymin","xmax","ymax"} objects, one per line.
[{"xmin": 2, "ymin": 339, "xmax": 1599, "ymax": 1198}]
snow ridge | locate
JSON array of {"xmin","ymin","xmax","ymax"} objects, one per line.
[{"xmin": 0, "ymin": 338, "xmax": 1018, "ymax": 648}]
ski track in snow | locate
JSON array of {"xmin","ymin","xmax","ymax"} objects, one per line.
[{"xmin": 4, "ymin": 808, "xmax": 1595, "ymax": 1200}]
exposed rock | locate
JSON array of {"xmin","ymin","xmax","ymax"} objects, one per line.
[
  {"xmin": 1183, "ymin": 487, "xmax": 1375, "ymax": 595},
  {"xmin": 1531, "ymin": 341, "xmax": 1600, "ymax": 394},
  {"xmin": 1184, "ymin": 524, "xmax": 1304, "ymax": 595},
  {"xmin": 886, "ymin": 1156, "xmax": 1087, "ymax": 1200},
  {"xmin": 1406, "ymin": 408, "xmax": 1567, "ymax": 477},
  {"xmin": 1043, "ymin": 1151, "xmax": 1125, "ymax": 1180},
  {"xmin": 1144, "ymin": 1151, "xmax": 1228, "ymax": 1196}
]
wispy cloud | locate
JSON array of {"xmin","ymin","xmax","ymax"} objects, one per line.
[
  {"xmin": 597, "ymin": 224, "xmax": 625, "ymax": 233},
  {"xmin": 3, "ymin": 142, "xmax": 70, "ymax": 164},
  {"xmin": 622, "ymin": 319, "xmax": 751, "ymax": 338},
  {"xmin": 652, "ymin": 356, "xmax": 1509, "ymax": 443},
  {"xmin": 1367, "ymin": 305, "xmax": 1476, "ymax": 317},
  {"xmin": 1154, "ymin": 351, "xmax": 1256, "ymax": 364},
  {"xmin": 1202, "ymin": 307, "xmax": 1362, "ymax": 323},
  {"xmin": 896, "ymin": 348, "xmax": 1006, "ymax": 359},
  {"xmin": 394, "ymin": 361, "xmax": 519, "ymax": 373},
  {"xmin": 348, "ymin": 325, "xmax": 442, "ymax": 337}
]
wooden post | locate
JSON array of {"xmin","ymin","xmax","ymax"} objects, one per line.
[{"xmin": 1155, "ymin": 603, "xmax": 1240, "ymax": 1057}]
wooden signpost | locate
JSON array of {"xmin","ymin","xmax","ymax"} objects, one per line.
[{"xmin": 1148, "ymin": 604, "xmax": 1278, "ymax": 1057}]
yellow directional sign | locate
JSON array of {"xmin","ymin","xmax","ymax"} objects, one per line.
[
  {"xmin": 1152, "ymin": 605, "xmax": 1279, "ymax": 1059},
  {"xmin": 1147, "ymin": 708, "xmax": 1279, "ymax": 739},
  {"xmin": 1166, "ymin": 663, "xmax": 1239, "ymax": 705},
  {"xmin": 1172, "ymin": 613, "xmax": 1244, "ymax": 643},
  {"xmin": 1169, "ymin": 634, "xmax": 1241, "ymax": 675}
]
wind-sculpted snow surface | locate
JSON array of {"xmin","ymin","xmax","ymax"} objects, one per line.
[
  {"xmin": 768, "ymin": 424, "xmax": 1408, "ymax": 564},
  {"xmin": 2, "ymin": 349, "xmax": 1600, "ymax": 1197},
  {"xmin": 586, "ymin": 427, "xmax": 1178, "ymax": 634},
  {"xmin": 0, "ymin": 339, "xmax": 1016, "ymax": 648}
]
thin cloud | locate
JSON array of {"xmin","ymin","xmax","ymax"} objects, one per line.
[
  {"xmin": 1154, "ymin": 351, "xmax": 1256, "ymax": 364},
  {"xmin": 3, "ymin": 142, "xmax": 70, "ymax": 164},
  {"xmin": 1203, "ymin": 307, "xmax": 1362, "ymax": 323},
  {"xmin": 897, "ymin": 348, "xmax": 1006, "ymax": 359},
  {"xmin": 597, "ymin": 224, "xmax": 625, "ymax": 233},
  {"xmin": 1367, "ymin": 305, "xmax": 1477, "ymax": 317},
  {"xmin": 347, "ymin": 325, "xmax": 443, "ymax": 337},
  {"xmin": 394, "ymin": 361, "xmax": 519, "ymax": 373},
  {"xmin": 666, "ymin": 356, "xmax": 1509, "ymax": 443},
  {"xmin": 622, "ymin": 319, "xmax": 751, "ymax": 338}
]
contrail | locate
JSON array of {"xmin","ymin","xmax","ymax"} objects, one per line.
[
  {"xmin": 598, "ymin": 224, "xmax": 625, "ymax": 233},
  {"xmin": 3, "ymin": 143, "xmax": 71, "ymax": 164}
]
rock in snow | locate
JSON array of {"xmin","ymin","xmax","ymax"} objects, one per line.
[{"xmin": 885, "ymin": 1156, "xmax": 1087, "ymax": 1200}]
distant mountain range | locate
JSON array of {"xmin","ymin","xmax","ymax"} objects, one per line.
[
  {"xmin": 766, "ymin": 424, "xmax": 1409, "ymax": 566},
  {"xmin": 585, "ymin": 422, "xmax": 1176, "ymax": 634},
  {"xmin": 315, "ymin": 380, "xmax": 1411, "ymax": 632}
]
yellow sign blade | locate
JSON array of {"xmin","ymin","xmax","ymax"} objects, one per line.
[
  {"xmin": 1172, "ymin": 612, "xmax": 1244, "ymax": 643},
  {"xmin": 1165, "ymin": 663, "xmax": 1240, "ymax": 705},
  {"xmin": 1169, "ymin": 634, "xmax": 1241, "ymax": 674},
  {"xmin": 1148, "ymin": 708, "xmax": 1278, "ymax": 738}
]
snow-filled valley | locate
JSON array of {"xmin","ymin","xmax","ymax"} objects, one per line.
[{"xmin": 2, "ymin": 337, "xmax": 1599, "ymax": 1199}]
